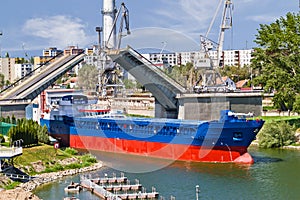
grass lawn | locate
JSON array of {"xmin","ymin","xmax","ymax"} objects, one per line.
[
  {"xmin": 10, "ymin": 144, "xmax": 97, "ymax": 176},
  {"xmin": 257, "ymin": 115, "xmax": 300, "ymax": 123},
  {"xmin": 13, "ymin": 144, "xmax": 71, "ymax": 167}
]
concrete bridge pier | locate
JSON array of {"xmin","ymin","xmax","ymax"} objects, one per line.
[
  {"xmin": 154, "ymin": 100, "xmax": 178, "ymax": 119},
  {"xmin": 0, "ymin": 102, "xmax": 29, "ymax": 119}
]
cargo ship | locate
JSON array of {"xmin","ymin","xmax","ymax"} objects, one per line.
[{"xmin": 40, "ymin": 95, "xmax": 264, "ymax": 164}]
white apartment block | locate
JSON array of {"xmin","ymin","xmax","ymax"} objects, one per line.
[
  {"xmin": 14, "ymin": 63, "xmax": 33, "ymax": 79},
  {"xmin": 140, "ymin": 49, "xmax": 253, "ymax": 70},
  {"xmin": 178, "ymin": 49, "xmax": 253, "ymax": 68},
  {"xmin": 84, "ymin": 46, "xmax": 99, "ymax": 67},
  {"xmin": 142, "ymin": 52, "xmax": 177, "ymax": 69},
  {"xmin": 221, "ymin": 49, "xmax": 253, "ymax": 67}
]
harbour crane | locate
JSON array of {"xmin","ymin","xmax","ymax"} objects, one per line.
[
  {"xmin": 98, "ymin": 0, "xmax": 130, "ymax": 97},
  {"xmin": 193, "ymin": 0, "xmax": 233, "ymax": 93}
]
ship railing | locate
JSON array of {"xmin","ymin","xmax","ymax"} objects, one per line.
[{"xmin": 227, "ymin": 111, "xmax": 254, "ymax": 118}]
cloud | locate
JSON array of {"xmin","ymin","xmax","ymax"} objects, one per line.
[
  {"xmin": 121, "ymin": 27, "xmax": 199, "ymax": 52},
  {"xmin": 152, "ymin": 0, "xmax": 221, "ymax": 38},
  {"xmin": 22, "ymin": 15, "xmax": 91, "ymax": 48},
  {"xmin": 246, "ymin": 15, "xmax": 280, "ymax": 24}
]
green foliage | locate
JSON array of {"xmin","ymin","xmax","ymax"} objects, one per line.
[
  {"xmin": 64, "ymin": 147, "xmax": 78, "ymax": 155},
  {"xmin": 64, "ymin": 163, "xmax": 81, "ymax": 169},
  {"xmin": 3, "ymin": 180, "xmax": 21, "ymax": 190},
  {"xmin": 81, "ymin": 154, "xmax": 97, "ymax": 164},
  {"xmin": 5, "ymin": 116, "xmax": 11, "ymax": 124},
  {"xmin": 166, "ymin": 62, "xmax": 200, "ymax": 88},
  {"xmin": 8, "ymin": 118, "xmax": 49, "ymax": 147},
  {"xmin": 220, "ymin": 65, "xmax": 251, "ymax": 82},
  {"xmin": 77, "ymin": 64, "xmax": 98, "ymax": 90},
  {"xmin": 0, "ymin": 73, "xmax": 5, "ymax": 89},
  {"xmin": 11, "ymin": 115, "xmax": 16, "ymax": 124},
  {"xmin": 293, "ymin": 95, "xmax": 300, "ymax": 113},
  {"xmin": 0, "ymin": 134, "xmax": 5, "ymax": 143},
  {"xmin": 251, "ymin": 12, "xmax": 300, "ymax": 111},
  {"xmin": 123, "ymin": 79, "xmax": 135, "ymax": 89},
  {"xmin": 258, "ymin": 121, "xmax": 296, "ymax": 148},
  {"xmin": 12, "ymin": 144, "xmax": 98, "ymax": 175}
]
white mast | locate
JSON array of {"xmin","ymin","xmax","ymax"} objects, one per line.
[{"xmin": 102, "ymin": 0, "xmax": 116, "ymax": 49}]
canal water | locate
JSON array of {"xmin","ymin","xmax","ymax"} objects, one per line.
[{"xmin": 34, "ymin": 146, "xmax": 300, "ymax": 200}]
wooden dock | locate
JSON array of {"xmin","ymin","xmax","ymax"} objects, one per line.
[
  {"xmin": 103, "ymin": 183, "xmax": 142, "ymax": 191},
  {"xmin": 90, "ymin": 172, "xmax": 127, "ymax": 184},
  {"xmin": 80, "ymin": 173, "xmax": 159, "ymax": 200},
  {"xmin": 81, "ymin": 179, "xmax": 122, "ymax": 200}
]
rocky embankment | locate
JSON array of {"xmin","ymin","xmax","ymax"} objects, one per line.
[{"xmin": 0, "ymin": 161, "xmax": 103, "ymax": 200}]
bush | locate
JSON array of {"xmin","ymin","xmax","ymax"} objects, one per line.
[
  {"xmin": 0, "ymin": 134, "xmax": 5, "ymax": 143},
  {"xmin": 65, "ymin": 163, "xmax": 81, "ymax": 169},
  {"xmin": 53, "ymin": 164, "xmax": 64, "ymax": 171},
  {"xmin": 258, "ymin": 121, "xmax": 296, "ymax": 148},
  {"xmin": 64, "ymin": 147, "xmax": 78, "ymax": 155},
  {"xmin": 81, "ymin": 154, "xmax": 97, "ymax": 164}
]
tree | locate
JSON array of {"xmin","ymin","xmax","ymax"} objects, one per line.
[
  {"xmin": 220, "ymin": 66, "xmax": 251, "ymax": 83},
  {"xmin": 77, "ymin": 64, "xmax": 98, "ymax": 91},
  {"xmin": 293, "ymin": 95, "xmax": 300, "ymax": 113},
  {"xmin": 166, "ymin": 62, "xmax": 200, "ymax": 89},
  {"xmin": 251, "ymin": 12, "xmax": 300, "ymax": 111},
  {"xmin": 8, "ymin": 118, "xmax": 49, "ymax": 147},
  {"xmin": 0, "ymin": 74, "xmax": 5, "ymax": 89}
]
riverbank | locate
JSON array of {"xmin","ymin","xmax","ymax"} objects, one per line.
[
  {"xmin": 0, "ymin": 161, "xmax": 103, "ymax": 200},
  {"xmin": 0, "ymin": 145, "xmax": 104, "ymax": 200}
]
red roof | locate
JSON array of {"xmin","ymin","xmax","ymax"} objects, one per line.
[
  {"xmin": 64, "ymin": 77, "xmax": 78, "ymax": 84},
  {"xmin": 236, "ymin": 79, "xmax": 249, "ymax": 88}
]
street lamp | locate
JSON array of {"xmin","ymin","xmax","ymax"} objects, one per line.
[
  {"xmin": 95, "ymin": 27, "xmax": 103, "ymax": 95},
  {"xmin": 196, "ymin": 185, "xmax": 200, "ymax": 200},
  {"xmin": 95, "ymin": 26, "xmax": 103, "ymax": 51}
]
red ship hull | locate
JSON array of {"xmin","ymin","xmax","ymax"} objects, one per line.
[{"xmin": 70, "ymin": 135, "xmax": 254, "ymax": 164}]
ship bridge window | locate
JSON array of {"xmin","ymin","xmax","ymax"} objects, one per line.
[{"xmin": 233, "ymin": 132, "xmax": 243, "ymax": 141}]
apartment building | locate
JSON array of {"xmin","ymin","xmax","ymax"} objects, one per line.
[
  {"xmin": 14, "ymin": 63, "xmax": 33, "ymax": 79},
  {"xmin": 142, "ymin": 52, "xmax": 177, "ymax": 70},
  {"xmin": 43, "ymin": 47, "xmax": 63, "ymax": 57},
  {"xmin": 0, "ymin": 57, "xmax": 16, "ymax": 82},
  {"xmin": 221, "ymin": 49, "xmax": 253, "ymax": 67}
]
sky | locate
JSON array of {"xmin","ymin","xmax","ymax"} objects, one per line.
[{"xmin": 0, "ymin": 0, "xmax": 299, "ymax": 57}]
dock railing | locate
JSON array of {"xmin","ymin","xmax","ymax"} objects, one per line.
[{"xmin": 0, "ymin": 147, "xmax": 22, "ymax": 158}]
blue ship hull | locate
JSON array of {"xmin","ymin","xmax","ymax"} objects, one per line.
[{"xmin": 41, "ymin": 110, "xmax": 264, "ymax": 163}]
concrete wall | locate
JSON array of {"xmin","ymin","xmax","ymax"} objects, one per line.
[
  {"xmin": 177, "ymin": 92, "xmax": 263, "ymax": 121},
  {"xmin": 0, "ymin": 103, "xmax": 29, "ymax": 119}
]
